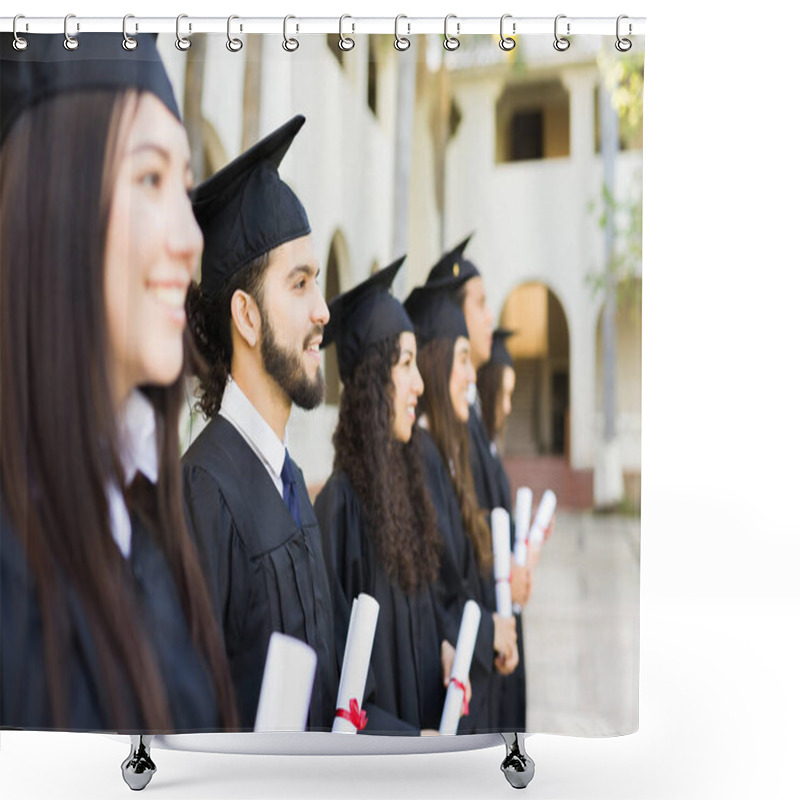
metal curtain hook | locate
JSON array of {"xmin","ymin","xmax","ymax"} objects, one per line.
[
  {"xmin": 553, "ymin": 14, "xmax": 570, "ymax": 52},
  {"xmin": 615, "ymin": 15, "xmax": 632, "ymax": 51},
  {"xmin": 176, "ymin": 14, "xmax": 192, "ymax": 50},
  {"xmin": 63, "ymin": 13, "xmax": 79, "ymax": 50},
  {"xmin": 226, "ymin": 15, "xmax": 243, "ymax": 52},
  {"xmin": 339, "ymin": 14, "xmax": 355, "ymax": 51},
  {"xmin": 283, "ymin": 15, "xmax": 299, "ymax": 52},
  {"xmin": 394, "ymin": 14, "xmax": 410, "ymax": 51},
  {"xmin": 12, "ymin": 15, "xmax": 28, "ymax": 51},
  {"xmin": 499, "ymin": 14, "xmax": 516, "ymax": 51},
  {"xmin": 122, "ymin": 14, "xmax": 138, "ymax": 51},
  {"xmin": 443, "ymin": 14, "xmax": 460, "ymax": 51}
]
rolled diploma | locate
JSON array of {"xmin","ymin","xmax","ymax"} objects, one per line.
[
  {"xmin": 332, "ymin": 593, "xmax": 380, "ymax": 733},
  {"xmin": 254, "ymin": 632, "xmax": 317, "ymax": 732},
  {"xmin": 439, "ymin": 599, "xmax": 481, "ymax": 735},
  {"xmin": 491, "ymin": 508, "xmax": 513, "ymax": 618},
  {"xmin": 528, "ymin": 489, "xmax": 557, "ymax": 552},
  {"xmin": 513, "ymin": 487, "xmax": 533, "ymax": 567}
]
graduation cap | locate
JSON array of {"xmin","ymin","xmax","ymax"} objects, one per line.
[
  {"xmin": 425, "ymin": 235, "xmax": 481, "ymax": 286},
  {"xmin": 489, "ymin": 328, "xmax": 516, "ymax": 368},
  {"xmin": 321, "ymin": 257, "xmax": 413, "ymax": 380},
  {"xmin": 404, "ymin": 276, "xmax": 469, "ymax": 347},
  {"xmin": 0, "ymin": 32, "xmax": 179, "ymax": 146},
  {"xmin": 191, "ymin": 115, "xmax": 311, "ymax": 298}
]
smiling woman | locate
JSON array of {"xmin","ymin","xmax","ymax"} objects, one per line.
[{"xmin": 0, "ymin": 33, "xmax": 236, "ymax": 734}]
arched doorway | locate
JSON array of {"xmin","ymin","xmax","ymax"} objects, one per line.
[{"xmin": 500, "ymin": 283, "xmax": 570, "ymax": 458}]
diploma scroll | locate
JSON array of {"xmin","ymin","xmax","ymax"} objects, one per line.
[
  {"xmin": 513, "ymin": 487, "xmax": 533, "ymax": 567},
  {"xmin": 439, "ymin": 599, "xmax": 481, "ymax": 735},
  {"xmin": 491, "ymin": 508, "xmax": 513, "ymax": 618},
  {"xmin": 528, "ymin": 489, "xmax": 557, "ymax": 553},
  {"xmin": 254, "ymin": 632, "xmax": 317, "ymax": 732},
  {"xmin": 332, "ymin": 593, "xmax": 380, "ymax": 733}
]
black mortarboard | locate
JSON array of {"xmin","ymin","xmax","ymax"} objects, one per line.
[
  {"xmin": 425, "ymin": 235, "xmax": 481, "ymax": 286},
  {"xmin": 1, "ymin": 33, "xmax": 179, "ymax": 145},
  {"xmin": 321, "ymin": 257, "xmax": 413, "ymax": 380},
  {"xmin": 489, "ymin": 328, "xmax": 516, "ymax": 368},
  {"xmin": 404, "ymin": 276, "xmax": 469, "ymax": 346},
  {"xmin": 191, "ymin": 115, "xmax": 311, "ymax": 298}
]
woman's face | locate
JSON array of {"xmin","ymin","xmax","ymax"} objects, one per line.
[
  {"xmin": 449, "ymin": 336, "xmax": 476, "ymax": 423},
  {"xmin": 391, "ymin": 331, "xmax": 424, "ymax": 443},
  {"xmin": 104, "ymin": 93, "xmax": 202, "ymax": 406},
  {"xmin": 498, "ymin": 365, "xmax": 516, "ymax": 433}
]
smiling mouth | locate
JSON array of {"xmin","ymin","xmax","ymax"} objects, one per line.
[{"xmin": 150, "ymin": 284, "xmax": 187, "ymax": 322}]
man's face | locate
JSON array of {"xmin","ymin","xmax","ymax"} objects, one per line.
[
  {"xmin": 258, "ymin": 234, "xmax": 329, "ymax": 409},
  {"xmin": 461, "ymin": 275, "xmax": 494, "ymax": 369}
]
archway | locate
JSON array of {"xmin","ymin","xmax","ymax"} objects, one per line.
[{"xmin": 500, "ymin": 283, "xmax": 570, "ymax": 458}]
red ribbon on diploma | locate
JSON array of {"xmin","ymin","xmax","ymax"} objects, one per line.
[
  {"xmin": 451, "ymin": 678, "xmax": 469, "ymax": 716},
  {"xmin": 335, "ymin": 698, "xmax": 367, "ymax": 730}
]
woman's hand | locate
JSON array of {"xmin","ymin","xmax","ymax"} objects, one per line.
[
  {"xmin": 510, "ymin": 563, "xmax": 532, "ymax": 606},
  {"xmin": 492, "ymin": 613, "xmax": 517, "ymax": 662}
]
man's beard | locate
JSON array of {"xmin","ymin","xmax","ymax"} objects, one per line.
[{"xmin": 259, "ymin": 310, "xmax": 325, "ymax": 410}]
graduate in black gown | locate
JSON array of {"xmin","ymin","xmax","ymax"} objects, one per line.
[
  {"xmin": 475, "ymin": 329, "xmax": 532, "ymax": 730},
  {"xmin": 404, "ymin": 270, "xmax": 519, "ymax": 734},
  {"xmin": 0, "ymin": 34, "xmax": 237, "ymax": 732},
  {"xmin": 182, "ymin": 116, "xmax": 340, "ymax": 731},
  {"xmin": 314, "ymin": 258, "xmax": 460, "ymax": 734},
  {"xmin": 427, "ymin": 240, "xmax": 531, "ymax": 731}
]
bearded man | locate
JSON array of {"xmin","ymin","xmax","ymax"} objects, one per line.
[{"xmin": 182, "ymin": 116, "xmax": 340, "ymax": 731}]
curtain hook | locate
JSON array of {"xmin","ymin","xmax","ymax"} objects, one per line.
[
  {"xmin": 339, "ymin": 14, "xmax": 355, "ymax": 51},
  {"xmin": 443, "ymin": 14, "xmax": 460, "ymax": 51},
  {"xmin": 283, "ymin": 15, "xmax": 299, "ymax": 52},
  {"xmin": 176, "ymin": 14, "xmax": 192, "ymax": 51},
  {"xmin": 122, "ymin": 14, "xmax": 138, "ymax": 51},
  {"xmin": 63, "ymin": 13, "xmax": 79, "ymax": 51},
  {"xmin": 499, "ymin": 14, "xmax": 516, "ymax": 51},
  {"xmin": 226, "ymin": 15, "xmax": 243, "ymax": 52},
  {"xmin": 615, "ymin": 15, "xmax": 633, "ymax": 51},
  {"xmin": 553, "ymin": 14, "xmax": 570, "ymax": 52},
  {"xmin": 394, "ymin": 14, "xmax": 411, "ymax": 51},
  {"xmin": 12, "ymin": 15, "xmax": 29, "ymax": 51}
]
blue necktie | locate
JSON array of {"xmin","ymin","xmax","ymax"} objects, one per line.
[{"xmin": 281, "ymin": 448, "xmax": 302, "ymax": 529}]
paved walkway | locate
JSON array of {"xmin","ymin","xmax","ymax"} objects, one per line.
[{"xmin": 521, "ymin": 510, "xmax": 640, "ymax": 736}]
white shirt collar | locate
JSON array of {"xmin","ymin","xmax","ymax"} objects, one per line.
[
  {"xmin": 109, "ymin": 389, "xmax": 159, "ymax": 559},
  {"xmin": 219, "ymin": 377, "xmax": 286, "ymax": 482}
]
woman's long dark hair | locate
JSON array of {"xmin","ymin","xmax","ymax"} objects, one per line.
[
  {"xmin": 0, "ymin": 90, "xmax": 237, "ymax": 731},
  {"xmin": 417, "ymin": 338, "xmax": 493, "ymax": 574},
  {"xmin": 476, "ymin": 361, "xmax": 505, "ymax": 444},
  {"xmin": 332, "ymin": 336, "xmax": 440, "ymax": 594}
]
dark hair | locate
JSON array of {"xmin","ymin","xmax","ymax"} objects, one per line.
[
  {"xmin": 186, "ymin": 252, "xmax": 270, "ymax": 418},
  {"xmin": 333, "ymin": 336, "xmax": 440, "ymax": 594},
  {"xmin": 0, "ymin": 90, "xmax": 237, "ymax": 731},
  {"xmin": 476, "ymin": 361, "xmax": 505, "ymax": 443},
  {"xmin": 417, "ymin": 338, "xmax": 493, "ymax": 574}
]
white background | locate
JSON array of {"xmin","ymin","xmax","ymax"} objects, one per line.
[{"xmin": 2, "ymin": 1, "xmax": 799, "ymax": 798}]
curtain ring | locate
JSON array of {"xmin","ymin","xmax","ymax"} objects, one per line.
[
  {"xmin": 63, "ymin": 13, "xmax": 79, "ymax": 51},
  {"xmin": 12, "ymin": 15, "xmax": 28, "ymax": 51},
  {"xmin": 283, "ymin": 15, "xmax": 299, "ymax": 52},
  {"xmin": 394, "ymin": 14, "xmax": 411, "ymax": 51},
  {"xmin": 339, "ymin": 14, "xmax": 355, "ymax": 51},
  {"xmin": 122, "ymin": 14, "xmax": 138, "ymax": 51},
  {"xmin": 499, "ymin": 14, "xmax": 516, "ymax": 51},
  {"xmin": 443, "ymin": 14, "xmax": 460, "ymax": 51},
  {"xmin": 553, "ymin": 14, "xmax": 570, "ymax": 52},
  {"xmin": 226, "ymin": 15, "xmax": 243, "ymax": 52},
  {"xmin": 615, "ymin": 15, "xmax": 633, "ymax": 52},
  {"xmin": 176, "ymin": 14, "xmax": 192, "ymax": 51}
]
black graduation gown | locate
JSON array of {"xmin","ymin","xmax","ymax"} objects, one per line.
[
  {"xmin": 0, "ymin": 489, "xmax": 220, "ymax": 732},
  {"xmin": 417, "ymin": 427, "xmax": 496, "ymax": 733},
  {"xmin": 315, "ymin": 471, "xmax": 446, "ymax": 734},
  {"xmin": 181, "ymin": 415, "xmax": 340, "ymax": 732},
  {"xmin": 467, "ymin": 406, "xmax": 527, "ymax": 731}
]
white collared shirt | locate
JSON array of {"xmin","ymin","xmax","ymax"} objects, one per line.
[
  {"xmin": 108, "ymin": 388, "xmax": 159, "ymax": 559},
  {"xmin": 218, "ymin": 377, "xmax": 286, "ymax": 496}
]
